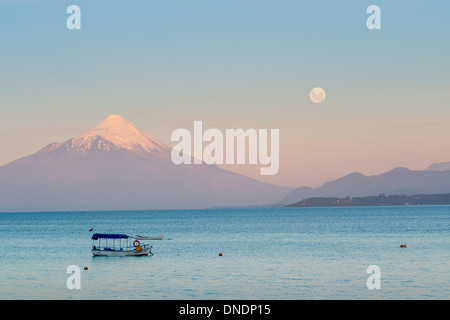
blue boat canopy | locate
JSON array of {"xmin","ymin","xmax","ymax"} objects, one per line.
[{"xmin": 91, "ymin": 233, "xmax": 130, "ymax": 240}]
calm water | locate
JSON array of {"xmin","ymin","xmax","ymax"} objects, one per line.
[{"xmin": 0, "ymin": 206, "xmax": 448, "ymax": 300}]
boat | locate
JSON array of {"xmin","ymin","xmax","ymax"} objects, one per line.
[
  {"xmin": 135, "ymin": 234, "xmax": 164, "ymax": 240},
  {"xmin": 91, "ymin": 233, "xmax": 163, "ymax": 256}
]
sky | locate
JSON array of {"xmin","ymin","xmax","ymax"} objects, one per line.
[{"xmin": 0, "ymin": 0, "xmax": 449, "ymax": 188}]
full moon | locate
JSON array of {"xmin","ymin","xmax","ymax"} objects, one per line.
[{"xmin": 309, "ymin": 87, "xmax": 326, "ymax": 104}]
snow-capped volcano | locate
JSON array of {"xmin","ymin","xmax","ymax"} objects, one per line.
[
  {"xmin": 71, "ymin": 114, "xmax": 168, "ymax": 153},
  {"xmin": 39, "ymin": 114, "xmax": 169, "ymax": 155},
  {"xmin": 0, "ymin": 115, "xmax": 291, "ymax": 212}
]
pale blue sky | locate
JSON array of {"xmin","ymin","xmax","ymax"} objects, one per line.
[{"xmin": 1, "ymin": 0, "xmax": 449, "ymax": 187}]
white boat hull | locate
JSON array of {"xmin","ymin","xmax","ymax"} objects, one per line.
[{"xmin": 92, "ymin": 247, "xmax": 152, "ymax": 256}]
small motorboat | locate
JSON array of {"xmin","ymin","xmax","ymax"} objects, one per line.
[{"xmin": 91, "ymin": 233, "xmax": 163, "ymax": 256}]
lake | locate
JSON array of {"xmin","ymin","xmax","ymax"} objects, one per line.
[{"xmin": 0, "ymin": 206, "xmax": 448, "ymax": 299}]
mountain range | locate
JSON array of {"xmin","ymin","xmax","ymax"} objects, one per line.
[
  {"xmin": 0, "ymin": 115, "xmax": 291, "ymax": 212},
  {"xmin": 280, "ymin": 165, "xmax": 450, "ymax": 206},
  {"xmin": 2, "ymin": 114, "xmax": 450, "ymax": 212}
]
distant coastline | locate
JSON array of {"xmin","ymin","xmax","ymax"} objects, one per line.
[{"xmin": 286, "ymin": 193, "xmax": 450, "ymax": 207}]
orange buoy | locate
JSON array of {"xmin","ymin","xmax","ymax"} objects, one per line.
[{"xmin": 218, "ymin": 253, "xmax": 223, "ymax": 256}]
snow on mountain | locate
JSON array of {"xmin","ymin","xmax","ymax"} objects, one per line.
[
  {"xmin": 36, "ymin": 114, "xmax": 169, "ymax": 156},
  {"xmin": 0, "ymin": 115, "xmax": 291, "ymax": 212},
  {"xmin": 71, "ymin": 114, "xmax": 168, "ymax": 153}
]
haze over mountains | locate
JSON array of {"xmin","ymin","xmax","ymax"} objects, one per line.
[
  {"xmin": 0, "ymin": 115, "xmax": 291, "ymax": 212},
  {"xmin": 281, "ymin": 166, "xmax": 450, "ymax": 206},
  {"xmin": 2, "ymin": 114, "xmax": 450, "ymax": 211},
  {"xmin": 425, "ymin": 161, "xmax": 450, "ymax": 172}
]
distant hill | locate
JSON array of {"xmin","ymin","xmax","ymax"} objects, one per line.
[
  {"xmin": 279, "ymin": 167, "xmax": 450, "ymax": 205},
  {"xmin": 286, "ymin": 193, "xmax": 450, "ymax": 207},
  {"xmin": 426, "ymin": 161, "xmax": 450, "ymax": 171}
]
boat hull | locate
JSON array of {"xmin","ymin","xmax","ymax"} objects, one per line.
[{"xmin": 91, "ymin": 248, "xmax": 152, "ymax": 256}]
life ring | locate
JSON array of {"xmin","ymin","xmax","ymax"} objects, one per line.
[{"xmin": 133, "ymin": 240, "xmax": 140, "ymax": 247}]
